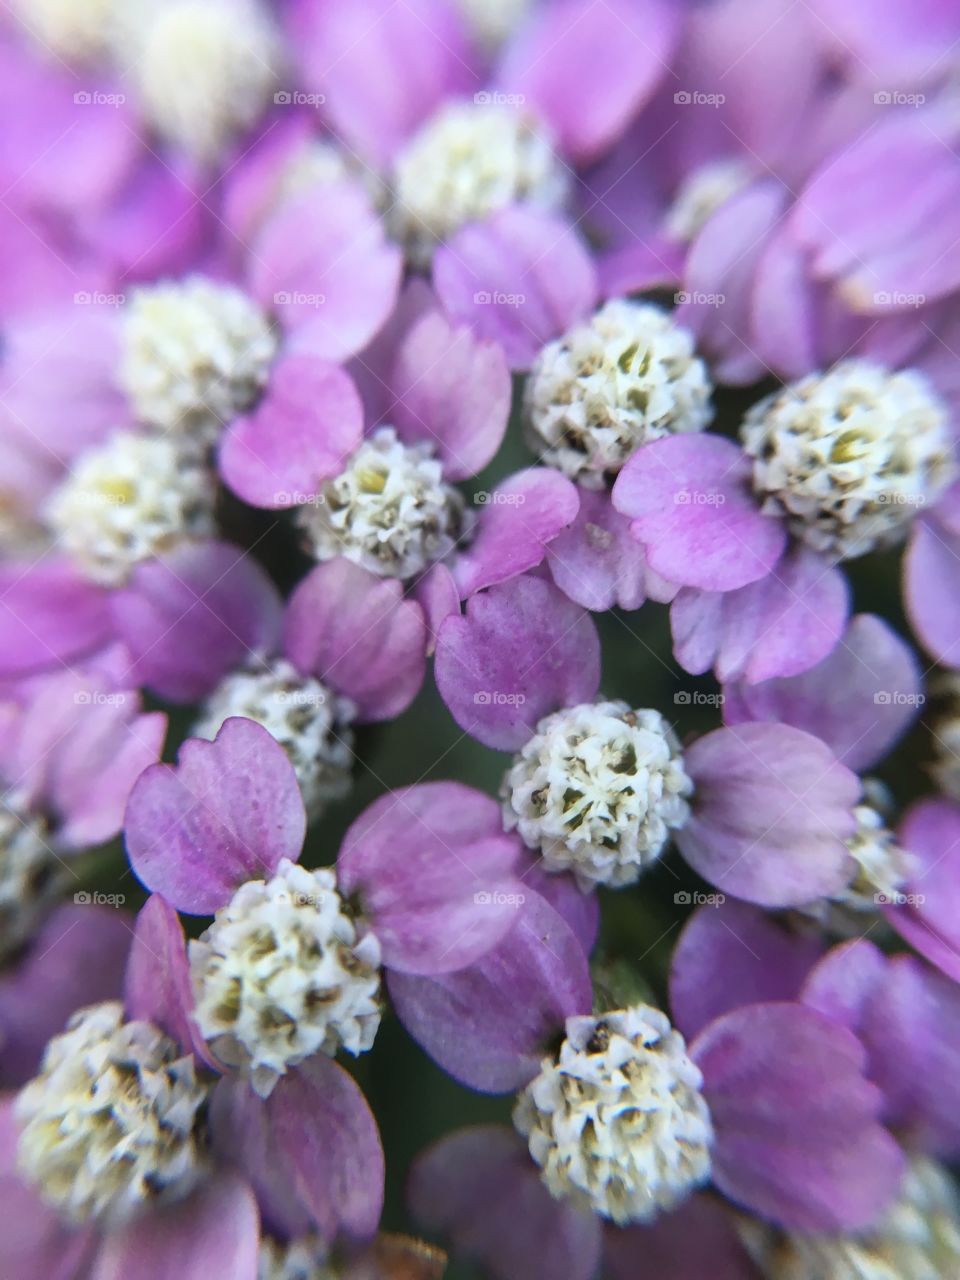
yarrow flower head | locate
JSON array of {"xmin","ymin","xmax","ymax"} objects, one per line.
[
  {"xmin": 15, "ymin": 1000, "xmax": 208, "ymax": 1226},
  {"xmin": 44, "ymin": 428, "xmax": 216, "ymax": 587},
  {"xmin": 191, "ymin": 659, "xmax": 354, "ymax": 819},
  {"xmin": 524, "ymin": 300, "xmax": 713, "ymax": 488},
  {"xmin": 390, "ymin": 100, "xmax": 568, "ymax": 266},
  {"xmin": 741, "ymin": 359, "xmax": 955, "ymax": 561},
  {"xmin": 0, "ymin": 800, "xmax": 60, "ymax": 963},
  {"xmin": 501, "ymin": 701, "xmax": 693, "ymax": 890},
  {"xmin": 513, "ymin": 1005, "xmax": 713, "ymax": 1225},
  {"xmin": 298, "ymin": 426, "xmax": 470, "ymax": 579},
  {"xmin": 189, "ymin": 859, "xmax": 382, "ymax": 1097},
  {"xmin": 121, "ymin": 276, "xmax": 278, "ymax": 438}
]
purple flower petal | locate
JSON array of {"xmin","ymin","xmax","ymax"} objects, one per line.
[
  {"xmin": 90, "ymin": 1172, "xmax": 259, "ymax": 1280},
  {"xmin": 604, "ymin": 1195, "xmax": 760, "ymax": 1280},
  {"xmin": 496, "ymin": 0, "xmax": 678, "ymax": 164},
  {"xmin": 671, "ymin": 548, "xmax": 849, "ymax": 684},
  {"xmin": 219, "ymin": 355, "xmax": 364, "ymax": 508},
  {"xmin": 286, "ymin": 0, "xmax": 476, "ymax": 168},
  {"xmin": 889, "ymin": 798, "xmax": 960, "ymax": 981},
  {"xmin": 283, "ymin": 558, "xmax": 426, "ymax": 723},
  {"xmin": 434, "ymin": 207, "xmax": 598, "ymax": 370},
  {"xmin": 414, "ymin": 565, "xmax": 460, "ymax": 656},
  {"xmin": 0, "ymin": 904, "xmax": 131, "ymax": 1088},
  {"xmin": 546, "ymin": 487, "xmax": 648, "ymax": 612},
  {"xmin": 435, "ymin": 574, "xmax": 601, "ymax": 751},
  {"xmin": 410, "ymin": 1126, "xmax": 601, "ymax": 1280},
  {"xmin": 723, "ymin": 613, "xmax": 923, "ymax": 770},
  {"xmin": 612, "ymin": 436, "xmax": 787, "ymax": 592},
  {"xmin": 670, "ymin": 900, "xmax": 822, "ymax": 1041},
  {"xmin": 110, "ymin": 540, "xmax": 283, "ymax": 704},
  {"xmin": 389, "ymin": 307, "xmax": 511, "ymax": 482},
  {"xmin": 250, "ymin": 183, "xmax": 402, "ymax": 362},
  {"xmin": 693, "ymin": 1002, "xmax": 905, "ymax": 1232},
  {"xmin": 388, "ymin": 891, "xmax": 592, "ymax": 1092},
  {"xmin": 267, "ymin": 1056, "xmax": 384, "ymax": 1242},
  {"xmin": 124, "ymin": 896, "xmax": 215, "ymax": 1068},
  {"xmin": 677, "ymin": 723, "xmax": 859, "ymax": 907},
  {"xmin": 125, "ymin": 718, "xmax": 306, "ymax": 915},
  {"xmin": 453, "ymin": 469, "xmax": 580, "ymax": 598},
  {"xmin": 519, "ymin": 855, "xmax": 600, "ymax": 955},
  {"xmin": 337, "ymin": 782, "xmax": 525, "ymax": 974},
  {"xmin": 792, "ymin": 119, "xmax": 960, "ymax": 308},
  {"xmin": 904, "ymin": 516, "xmax": 960, "ymax": 669},
  {"xmin": 804, "ymin": 0, "xmax": 960, "ymax": 83},
  {"xmin": 0, "ymin": 559, "xmax": 112, "ymax": 679}
]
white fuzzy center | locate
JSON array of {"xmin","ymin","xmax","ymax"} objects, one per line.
[
  {"xmin": 189, "ymin": 860, "xmax": 381, "ymax": 1098},
  {"xmin": 390, "ymin": 101, "xmax": 568, "ymax": 265},
  {"xmin": 524, "ymin": 300, "xmax": 714, "ymax": 488},
  {"xmin": 298, "ymin": 426, "xmax": 468, "ymax": 580},
  {"xmin": 741, "ymin": 359, "xmax": 956, "ymax": 560},
  {"xmin": 122, "ymin": 0, "xmax": 280, "ymax": 163},
  {"xmin": 15, "ymin": 1001, "xmax": 208, "ymax": 1226},
  {"xmin": 192, "ymin": 662, "xmax": 355, "ymax": 820},
  {"xmin": 0, "ymin": 801, "xmax": 61, "ymax": 963},
  {"xmin": 121, "ymin": 276, "xmax": 277, "ymax": 438},
  {"xmin": 12, "ymin": 0, "xmax": 119, "ymax": 61},
  {"xmin": 45, "ymin": 429, "xmax": 216, "ymax": 587},
  {"xmin": 502, "ymin": 702, "xmax": 693, "ymax": 890},
  {"xmin": 513, "ymin": 1005, "xmax": 713, "ymax": 1225},
  {"xmin": 664, "ymin": 158, "xmax": 755, "ymax": 242}
]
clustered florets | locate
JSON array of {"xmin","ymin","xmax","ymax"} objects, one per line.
[
  {"xmin": 514, "ymin": 1005, "xmax": 713, "ymax": 1224},
  {"xmin": 525, "ymin": 301, "xmax": 714, "ymax": 487},
  {"xmin": 189, "ymin": 859, "xmax": 382, "ymax": 1097}
]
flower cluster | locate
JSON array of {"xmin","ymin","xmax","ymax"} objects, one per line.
[{"xmin": 2, "ymin": 1, "xmax": 960, "ymax": 1278}]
